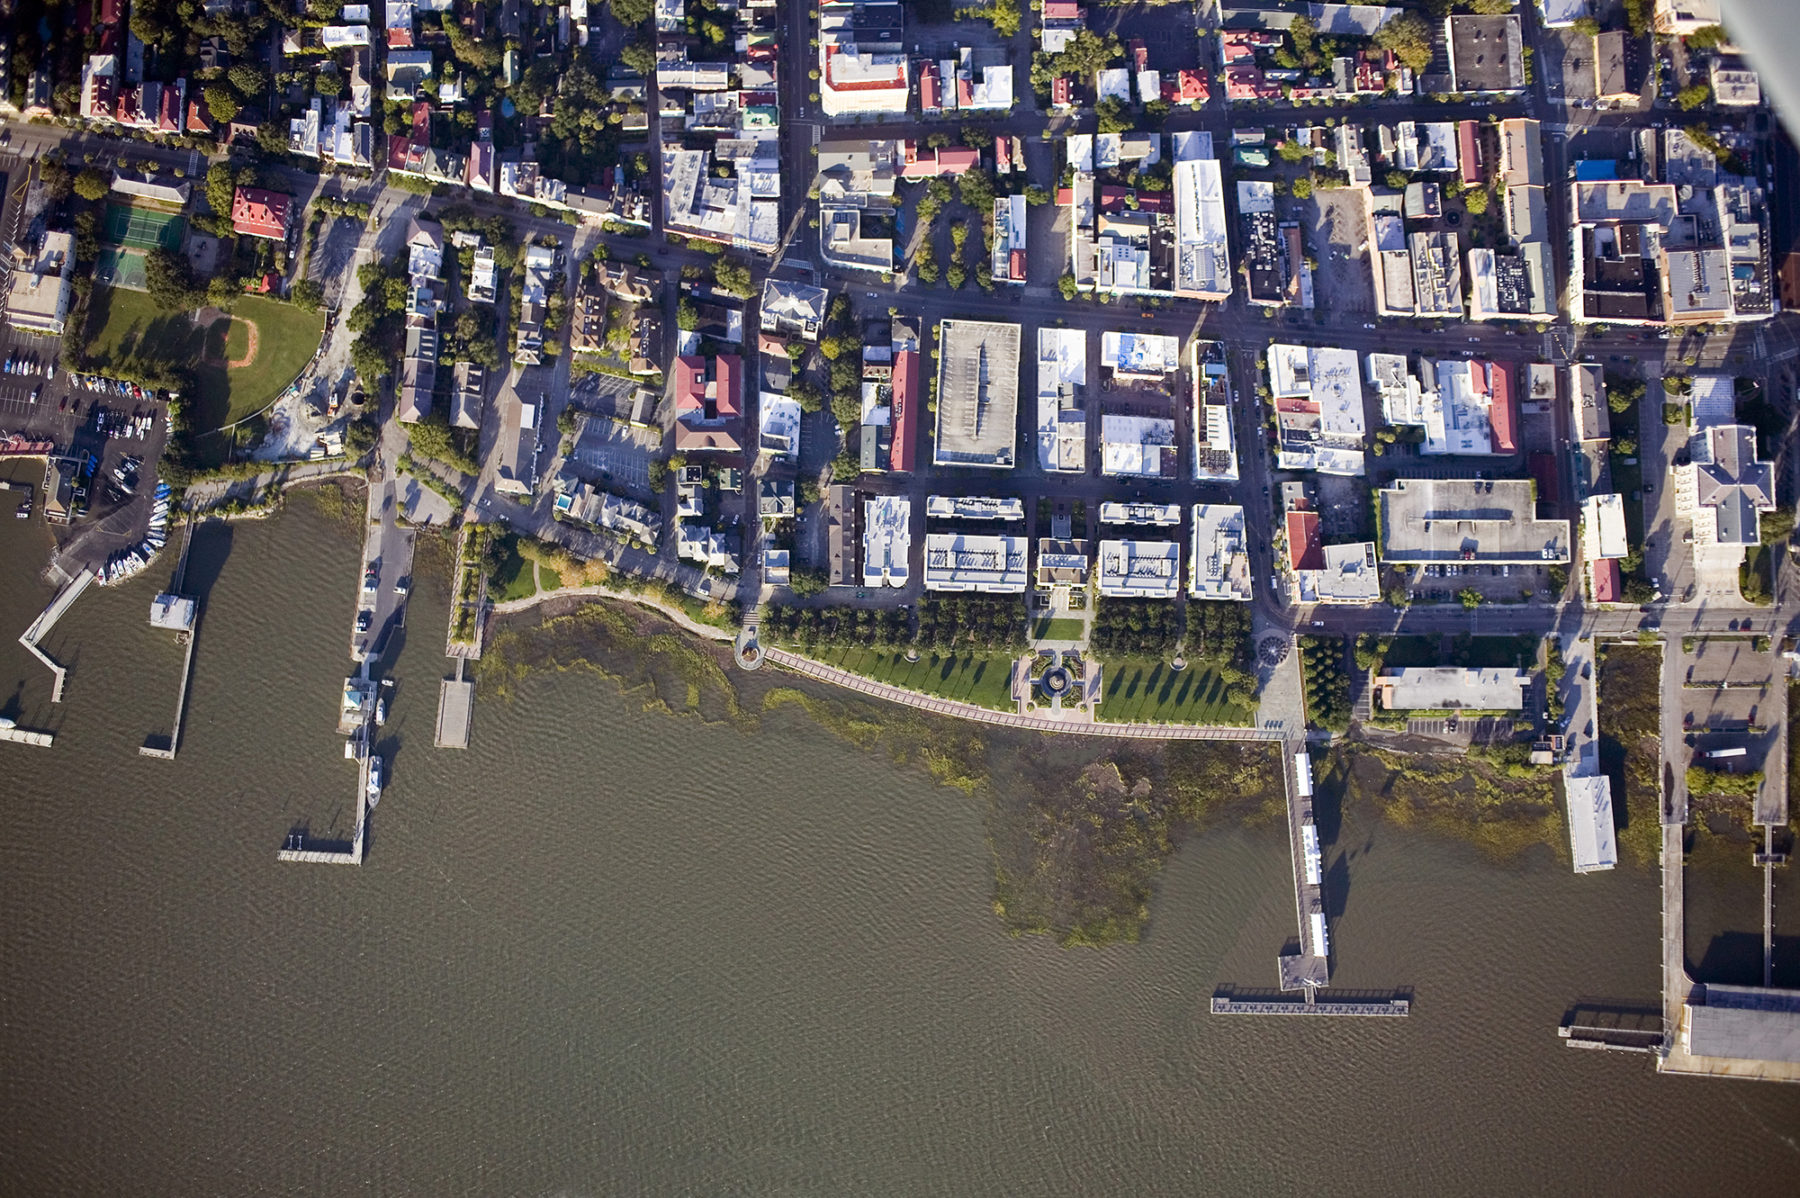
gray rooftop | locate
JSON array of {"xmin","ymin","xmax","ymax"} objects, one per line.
[
  {"xmin": 1690, "ymin": 424, "xmax": 1774, "ymax": 546},
  {"xmin": 1378, "ymin": 477, "xmax": 1570, "ymax": 563},
  {"xmin": 1687, "ymin": 985, "xmax": 1800, "ymax": 1064},
  {"xmin": 1376, "ymin": 667, "xmax": 1530, "ymax": 712},
  {"xmin": 934, "ymin": 321, "xmax": 1021, "ymax": 469},
  {"xmin": 1570, "ymin": 363, "xmax": 1609, "ymax": 443}
]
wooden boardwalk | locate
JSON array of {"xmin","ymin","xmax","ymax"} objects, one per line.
[
  {"xmin": 1212, "ymin": 995, "xmax": 1410, "ymax": 1017},
  {"xmin": 762, "ymin": 649, "xmax": 1285, "ymax": 741},
  {"xmin": 17, "ymin": 567, "xmax": 93, "ymax": 703}
]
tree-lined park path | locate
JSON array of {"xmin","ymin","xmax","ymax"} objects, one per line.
[{"xmin": 761, "ymin": 648, "xmax": 1288, "ymax": 741}]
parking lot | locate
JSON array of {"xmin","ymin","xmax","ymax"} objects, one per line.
[
  {"xmin": 566, "ymin": 412, "xmax": 660, "ymax": 499},
  {"xmin": 1300, "ymin": 189, "xmax": 1374, "ymax": 316}
]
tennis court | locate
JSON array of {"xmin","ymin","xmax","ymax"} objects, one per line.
[
  {"xmin": 94, "ymin": 246, "xmax": 148, "ymax": 291},
  {"xmin": 102, "ymin": 203, "xmax": 186, "ymax": 251}
]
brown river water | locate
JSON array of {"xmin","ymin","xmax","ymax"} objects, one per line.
[{"xmin": 1, "ymin": 479, "xmax": 1796, "ymax": 1194}]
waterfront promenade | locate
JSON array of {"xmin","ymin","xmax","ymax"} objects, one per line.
[{"xmin": 762, "ymin": 648, "xmax": 1286, "ymax": 741}]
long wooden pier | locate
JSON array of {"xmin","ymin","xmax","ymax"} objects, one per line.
[
  {"xmin": 140, "ymin": 521, "xmax": 204, "ymax": 760},
  {"xmin": 435, "ymin": 658, "xmax": 474, "ymax": 749},
  {"xmin": 1277, "ymin": 741, "xmax": 1330, "ymax": 991},
  {"xmin": 1212, "ymin": 994, "xmax": 1410, "ymax": 1017},
  {"xmin": 18, "ymin": 567, "xmax": 93, "ymax": 703},
  {"xmin": 278, "ymin": 745, "xmax": 369, "ymax": 866}
]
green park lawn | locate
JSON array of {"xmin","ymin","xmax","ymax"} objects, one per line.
[
  {"xmin": 1032, "ymin": 617, "xmax": 1085, "ymax": 642},
  {"xmin": 1096, "ymin": 658, "xmax": 1253, "ymax": 726},
  {"xmin": 486, "ymin": 535, "xmax": 537, "ymax": 602},
  {"xmin": 801, "ymin": 644, "xmax": 1019, "ymax": 711},
  {"xmin": 84, "ymin": 288, "xmax": 324, "ymax": 434}
]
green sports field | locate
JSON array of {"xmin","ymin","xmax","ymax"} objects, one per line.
[
  {"xmin": 83, "ymin": 288, "xmax": 324, "ymax": 435},
  {"xmin": 102, "ymin": 202, "xmax": 186, "ymax": 251},
  {"xmin": 94, "ymin": 246, "xmax": 148, "ymax": 290}
]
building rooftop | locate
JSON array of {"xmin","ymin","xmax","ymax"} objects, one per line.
[
  {"xmin": 1563, "ymin": 760, "xmax": 1618, "ymax": 873},
  {"xmin": 1685, "ymin": 985, "xmax": 1800, "ymax": 1065},
  {"xmin": 1571, "ymin": 363, "xmax": 1609, "ymax": 442},
  {"xmin": 1299, "ymin": 541, "xmax": 1381, "ymax": 605},
  {"xmin": 1584, "ymin": 492, "xmax": 1629, "ymax": 560},
  {"xmin": 1686, "ymin": 424, "xmax": 1774, "ymax": 547},
  {"xmin": 1096, "ymin": 539, "xmax": 1181, "ymax": 599},
  {"xmin": 1378, "ymin": 477, "xmax": 1570, "ymax": 563},
  {"xmin": 863, "ymin": 494, "xmax": 911, "ymax": 587},
  {"xmin": 1447, "ymin": 14, "xmax": 1524, "ymax": 93},
  {"xmin": 934, "ymin": 321, "xmax": 1021, "ymax": 469},
  {"xmin": 1037, "ymin": 327, "xmax": 1087, "ymax": 473},
  {"xmin": 1375, "ymin": 667, "xmax": 1530, "ymax": 712},
  {"xmin": 924, "ymin": 496, "xmax": 1023, "ymax": 521},
  {"xmin": 1189, "ymin": 505, "xmax": 1252, "ymax": 602},
  {"xmin": 922, "ymin": 533, "xmax": 1029, "ymax": 593}
]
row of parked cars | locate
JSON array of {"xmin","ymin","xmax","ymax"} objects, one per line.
[
  {"xmin": 2, "ymin": 351, "xmax": 52, "ymax": 378},
  {"xmin": 71, "ymin": 373, "xmax": 160, "ymax": 402}
]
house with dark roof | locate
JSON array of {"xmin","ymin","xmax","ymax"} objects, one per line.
[{"xmin": 1677, "ymin": 424, "xmax": 1774, "ymax": 550}]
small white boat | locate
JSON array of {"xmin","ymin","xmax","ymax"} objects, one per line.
[
  {"xmin": 366, "ymin": 756, "xmax": 383, "ymax": 806},
  {"xmin": 375, "ymin": 698, "xmax": 387, "ymax": 726}
]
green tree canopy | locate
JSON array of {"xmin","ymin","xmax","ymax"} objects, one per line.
[
  {"xmin": 1374, "ymin": 13, "xmax": 1434, "ymax": 74},
  {"xmin": 73, "ymin": 169, "xmax": 109, "ymax": 202}
]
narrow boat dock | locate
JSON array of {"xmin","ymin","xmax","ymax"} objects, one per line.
[
  {"xmin": 435, "ymin": 658, "xmax": 474, "ymax": 749},
  {"xmin": 1212, "ymin": 993, "xmax": 1410, "ymax": 1017},
  {"xmin": 0, "ymin": 724, "xmax": 54, "ymax": 748},
  {"xmin": 18, "ymin": 567, "xmax": 93, "ymax": 703},
  {"xmin": 140, "ymin": 520, "xmax": 203, "ymax": 760}
]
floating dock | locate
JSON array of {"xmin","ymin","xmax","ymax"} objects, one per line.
[
  {"xmin": 1212, "ymin": 994, "xmax": 1410, "ymax": 1017},
  {"xmin": 435, "ymin": 659, "xmax": 474, "ymax": 749},
  {"xmin": 278, "ymin": 743, "xmax": 369, "ymax": 866},
  {"xmin": 18, "ymin": 568, "xmax": 93, "ymax": 703},
  {"xmin": 0, "ymin": 724, "xmax": 54, "ymax": 748}
]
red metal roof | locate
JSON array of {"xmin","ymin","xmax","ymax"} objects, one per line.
[
  {"xmin": 1009, "ymin": 249, "xmax": 1026, "ymax": 281},
  {"xmin": 889, "ymin": 350, "xmax": 919, "ymax": 473},
  {"xmin": 231, "ymin": 186, "xmax": 292, "ymax": 241},
  {"xmin": 714, "ymin": 354, "xmax": 741, "ymax": 418},
  {"xmin": 1488, "ymin": 360, "xmax": 1518, "ymax": 454},
  {"xmin": 995, "ymin": 137, "xmax": 1011, "ymax": 171},
  {"xmin": 675, "ymin": 356, "xmax": 707, "ymax": 413},
  {"xmin": 1458, "ymin": 120, "xmax": 1482, "ymax": 187},
  {"xmin": 1286, "ymin": 510, "xmax": 1323, "ymax": 572},
  {"xmin": 1528, "ymin": 452, "xmax": 1560, "ymax": 506},
  {"xmin": 919, "ymin": 63, "xmax": 940, "ymax": 111},
  {"xmin": 1592, "ymin": 557, "xmax": 1620, "ymax": 603},
  {"xmin": 1051, "ymin": 76, "xmax": 1071, "ymax": 106},
  {"xmin": 1043, "ymin": 1, "xmax": 1081, "ymax": 18}
]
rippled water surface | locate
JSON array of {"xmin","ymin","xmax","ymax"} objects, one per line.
[{"xmin": 2, "ymin": 491, "xmax": 1797, "ymax": 1195}]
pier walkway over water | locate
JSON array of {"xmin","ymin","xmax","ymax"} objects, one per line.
[
  {"xmin": 1277, "ymin": 743, "xmax": 1330, "ymax": 991},
  {"xmin": 18, "ymin": 567, "xmax": 92, "ymax": 703}
]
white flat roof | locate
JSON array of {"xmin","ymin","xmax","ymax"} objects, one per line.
[
  {"xmin": 1190, "ymin": 505, "xmax": 1251, "ymax": 601},
  {"xmin": 924, "ymin": 495, "xmax": 1023, "ymax": 521},
  {"xmin": 1099, "ymin": 502, "xmax": 1181, "ymax": 526},
  {"xmin": 1584, "ymin": 492, "xmax": 1628, "ymax": 559},
  {"xmin": 1096, "ymin": 539, "xmax": 1181, "ymax": 599},
  {"xmin": 922, "ymin": 532, "xmax": 1028, "ymax": 593},
  {"xmin": 863, "ymin": 495, "xmax": 911, "ymax": 587},
  {"xmin": 1563, "ymin": 768, "xmax": 1618, "ymax": 873}
]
